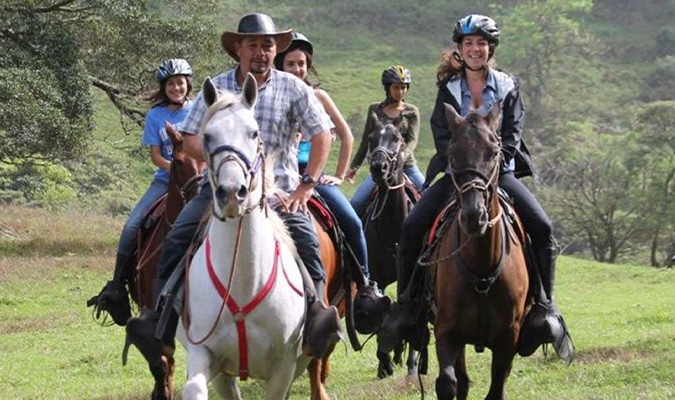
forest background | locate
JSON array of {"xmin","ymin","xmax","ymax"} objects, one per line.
[{"xmin": 3, "ymin": 0, "xmax": 675, "ymax": 266}]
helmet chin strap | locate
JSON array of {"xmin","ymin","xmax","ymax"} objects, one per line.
[{"xmin": 464, "ymin": 62, "xmax": 486, "ymax": 72}]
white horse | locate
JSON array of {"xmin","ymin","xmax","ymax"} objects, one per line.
[{"xmin": 180, "ymin": 74, "xmax": 309, "ymax": 400}]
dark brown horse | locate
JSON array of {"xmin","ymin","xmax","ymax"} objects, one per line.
[
  {"xmin": 360, "ymin": 114, "xmax": 421, "ymax": 378},
  {"xmin": 130, "ymin": 124, "xmax": 203, "ymax": 310},
  {"xmin": 431, "ymin": 103, "xmax": 529, "ymax": 400},
  {"xmin": 127, "ymin": 124, "xmax": 202, "ymax": 400}
]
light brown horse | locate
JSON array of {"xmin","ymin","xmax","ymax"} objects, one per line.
[
  {"xmin": 360, "ymin": 114, "xmax": 421, "ymax": 378},
  {"xmin": 306, "ymin": 197, "xmax": 360, "ymax": 400},
  {"xmin": 431, "ymin": 103, "xmax": 528, "ymax": 400}
]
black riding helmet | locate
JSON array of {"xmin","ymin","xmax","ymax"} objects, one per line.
[
  {"xmin": 155, "ymin": 58, "xmax": 193, "ymax": 83},
  {"xmin": 274, "ymin": 32, "xmax": 313, "ymax": 70},
  {"xmin": 452, "ymin": 14, "xmax": 500, "ymax": 59}
]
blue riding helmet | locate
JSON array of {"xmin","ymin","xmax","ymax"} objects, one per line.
[
  {"xmin": 156, "ymin": 59, "xmax": 193, "ymax": 83},
  {"xmin": 452, "ymin": 14, "xmax": 500, "ymax": 46}
]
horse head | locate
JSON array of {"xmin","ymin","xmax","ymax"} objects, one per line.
[
  {"xmin": 200, "ymin": 73, "xmax": 264, "ymax": 220},
  {"xmin": 444, "ymin": 102, "xmax": 502, "ymax": 237},
  {"xmin": 367, "ymin": 113, "xmax": 405, "ymax": 187},
  {"xmin": 165, "ymin": 123, "xmax": 204, "ymax": 201}
]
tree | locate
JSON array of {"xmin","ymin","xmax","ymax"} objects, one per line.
[
  {"xmin": 545, "ymin": 126, "xmax": 655, "ymax": 263},
  {"xmin": 0, "ymin": 0, "xmax": 220, "ymax": 163},
  {"xmin": 632, "ymin": 101, "xmax": 675, "ymax": 266}
]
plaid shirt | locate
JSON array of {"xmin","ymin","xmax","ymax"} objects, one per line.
[{"xmin": 182, "ymin": 68, "xmax": 332, "ymax": 192}]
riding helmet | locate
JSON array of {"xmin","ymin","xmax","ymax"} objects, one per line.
[
  {"xmin": 290, "ymin": 32, "xmax": 313, "ymax": 56},
  {"xmin": 381, "ymin": 65, "xmax": 412, "ymax": 86},
  {"xmin": 155, "ymin": 59, "xmax": 193, "ymax": 83},
  {"xmin": 452, "ymin": 14, "xmax": 500, "ymax": 46}
]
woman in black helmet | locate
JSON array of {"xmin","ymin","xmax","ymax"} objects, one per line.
[
  {"xmin": 386, "ymin": 14, "xmax": 573, "ymax": 361},
  {"xmin": 88, "ymin": 59, "xmax": 194, "ymax": 326},
  {"xmin": 347, "ymin": 65, "xmax": 425, "ymax": 215},
  {"xmin": 274, "ymin": 32, "xmax": 392, "ymax": 334}
]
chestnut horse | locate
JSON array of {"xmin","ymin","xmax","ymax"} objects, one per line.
[
  {"xmin": 431, "ymin": 103, "xmax": 528, "ymax": 400},
  {"xmin": 360, "ymin": 114, "xmax": 420, "ymax": 378}
]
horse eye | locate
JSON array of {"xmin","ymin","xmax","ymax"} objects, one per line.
[{"xmin": 251, "ymin": 130, "xmax": 259, "ymax": 139}]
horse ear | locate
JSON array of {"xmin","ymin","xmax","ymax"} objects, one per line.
[
  {"xmin": 242, "ymin": 73, "xmax": 258, "ymax": 109},
  {"xmin": 370, "ymin": 112, "xmax": 382, "ymax": 131},
  {"xmin": 444, "ymin": 103, "xmax": 463, "ymax": 133},
  {"xmin": 486, "ymin": 102, "xmax": 502, "ymax": 132},
  {"xmin": 203, "ymin": 77, "xmax": 218, "ymax": 107}
]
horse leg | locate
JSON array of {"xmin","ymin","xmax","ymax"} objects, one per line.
[
  {"xmin": 484, "ymin": 346, "xmax": 516, "ymax": 400},
  {"xmin": 406, "ymin": 346, "xmax": 418, "ymax": 376},
  {"xmin": 148, "ymin": 352, "xmax": 174, "ymax": 400},
  {"xmin": 264, "ymin": 354, "xmax": 299, "ymax": 400},
  {"xmin": 307, "ymin": 358, "xmax": 330, "ymax": 400},
  {"xmin": 376, "ymin": 349, "xmax": 394, "ymax": 379},
  {"xmin": 320, "ymin": 348, "xmax": 333, "ymax": 384},
  {"xmin": 435, "ymin": 330, "xmax": 461, "ymax": 400},
  {"xmin": 211, "ymin": 373, "xmax": 241, "ymax": 400},
  {"xmin": 455, "ymin": 346, "xmax": 469, "ymax": 400},
  {"xmin": 183, "ymin": 345, "xmax": 218, "ymax": 400}
]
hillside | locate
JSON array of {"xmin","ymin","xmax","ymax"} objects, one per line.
[{"xmin": 96, "ymin": 0, "xmax": 675, "ymax": 187}]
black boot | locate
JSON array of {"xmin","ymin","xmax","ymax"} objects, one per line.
[
  {"xmin": 122, "ymin": 279, "xmax": 168, "ymax": 367},
  {"xmin": 518, "ymin": 247, "xmax": 574, "ymax": 362},
  {"xmin": 87, "ymin": 253, "xmax": 133, "ymax": 326},
  {"xmin": 298, "ymin": 261, "xmax": 343, "ymax": 358},
  {"xmin": 354, "ymin": 280, "xmax": 392, "ymax": 334},
  {"xmin": 377, "ymin": 246, "xmax": 422, "ymax": 348}
]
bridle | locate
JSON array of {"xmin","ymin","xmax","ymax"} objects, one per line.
[
  {"xmin": 369, "ymin": 139, "xmax": 405, "ymax": 190},
  {"xmin": 205, "ymin": 138, "xmax": 266, "ymax": 221},
  {"xmin": 449, "ymin": 132, "xmax": 502, "ymax": 229}
]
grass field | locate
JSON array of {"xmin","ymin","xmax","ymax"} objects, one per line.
[{"xmin": 1, "ymin": 205, "xmax": 674, "ymax": 399}]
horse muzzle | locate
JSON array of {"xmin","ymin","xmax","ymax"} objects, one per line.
[
  {"xmin": 459, "ymin": 206, "xmax": 489, "ymax": 237},
  {"xmin": 214, "ymin": 184, "xmax": 249, "ymax": 218}
]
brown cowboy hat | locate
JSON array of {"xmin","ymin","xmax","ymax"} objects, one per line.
[{"xmin": 221, "ymin": 13, "xmax": 292, "ymax": 61}]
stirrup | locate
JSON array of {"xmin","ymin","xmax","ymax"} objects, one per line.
[{"xmin": 547, "ymin": 312, "xmax": 575, "ymax": 364}]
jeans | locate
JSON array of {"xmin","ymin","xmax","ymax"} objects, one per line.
[
  {"xmin": 316, "ymin": 183, "xmax": 370, "ymax": 279},
  {"xmin": 117, "ymin": 179, "xmax": 168, "ymax": 256},
  {"xmin": 156, "ymin": 182, "xmax": 326, "ymax": 286},
  {"xmin": 351, "ymin": 165, "xmax": 425, "ymax": 216}
]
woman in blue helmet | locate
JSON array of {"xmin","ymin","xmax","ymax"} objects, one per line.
[
  {"xmin": 274, "ymin": 32, "xmax": 391, "ymax": 334},
  {"xmin": 386, "ymin": 14, "xmax": 573, "ymax": 360},
  {"xmin": 88, "ymin": 59, "xmax": 194, "ymax": 326},
  {"xmin": 347, "ymin": 65, "xmax": 425, "ymax": 215}
]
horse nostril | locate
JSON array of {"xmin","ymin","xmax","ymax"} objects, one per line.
[
  {"xmin": 236, "ymin": 185, "xmax": 248, "ymax": 201},
  {"xmin": 215, "ymin": 186, "xmax": 226, "ymax": 200}
]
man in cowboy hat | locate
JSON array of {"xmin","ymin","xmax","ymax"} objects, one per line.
[{"xmin": 124, "ymin": 13, "xmax": 358, "ymax": 376}]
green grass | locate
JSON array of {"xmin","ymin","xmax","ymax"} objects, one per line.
[{"xmin": 1, "ymin": 206, "xmax": 674, "ymax": 399}]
